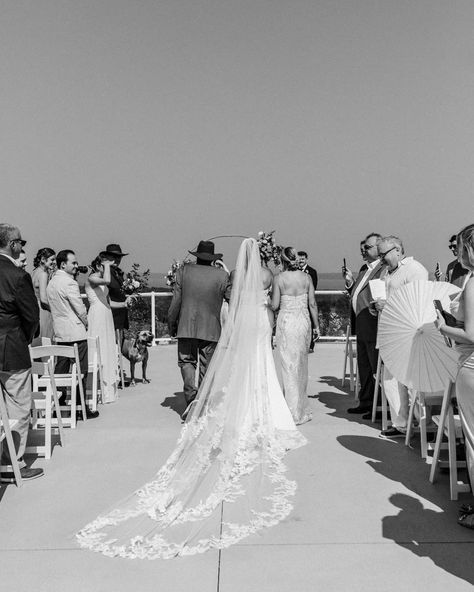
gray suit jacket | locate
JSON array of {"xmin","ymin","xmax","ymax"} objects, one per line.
[{"xmin": 168, "ymin": 264, "xmax": 231, "ymax": 342}]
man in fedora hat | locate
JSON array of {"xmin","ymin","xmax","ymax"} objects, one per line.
[
  {"xmin": 105, "ymin": 243, "xmax": 130, "ymax": 336},
  {"xmin": 168, "ymin": 240, "xmax": 231, "ymax": 420}
]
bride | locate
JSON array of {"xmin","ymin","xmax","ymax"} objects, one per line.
[{"xmin": 76, "ymin": 238, "xmax": 307, "ymax": 559}]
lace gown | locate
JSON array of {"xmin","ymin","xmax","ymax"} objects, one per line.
[
  {"xmin": 85, "ymin": 281, "xmax": 118, "ymax": 403},
  {"xmin": 276, "ymin": 294, "xmax": 313, "ymax": 425},
  {"xmin": 76, "ymin": 239, "xmax": 306, "ymax": 560}
]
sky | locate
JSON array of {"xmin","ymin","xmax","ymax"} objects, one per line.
[{"xmin": 2, "ymin": 0, "xmax": 474, "ymax": 276}]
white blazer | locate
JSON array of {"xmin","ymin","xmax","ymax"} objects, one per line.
[{"xmin": 47, "ymin": 270, "xmax": 88, "ymax": 342}]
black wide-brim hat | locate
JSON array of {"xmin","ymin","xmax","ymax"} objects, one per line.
[
  {"xmin": 189, "ymin": 240, "xmax": 222, "ymax": 261},
  {"xmin": 105, "ymin": 243, "xmax": 129, "ymax": 256}
]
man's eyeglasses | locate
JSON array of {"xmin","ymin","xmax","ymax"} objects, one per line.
[
  {"xmin": 449, "ymin": 244, "xmax": 457, "ymax": 251},
  {"xmin": 379, "ymin": 246, "xmax": 397, "ymax": 259},
  {"xmin": 11, "ymin": 238, "xmax": 27, "ymax": 247},
  {"xmin": 363, "ymin": 244, "xmax": 377, "ymax": 251}
]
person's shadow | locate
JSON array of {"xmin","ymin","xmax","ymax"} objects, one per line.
[
  {"xmin": 383, "ymin": 493, "xmax": 474, "ymax": 584},
  {"xmin": 161, "ymin": 391, "xmax": 185, "ymax": 417},
  {"xmin": 313, "ymin": 375, "xmax": 375, "ymax": 427},
  {"xmin": 338, "ymin": 434, "xmax": 474, "ymax": 585}
]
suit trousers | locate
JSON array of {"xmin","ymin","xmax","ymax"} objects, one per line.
[
  {"xmin": 55, "ymin": 339, "xmax": 88, "ymax": 404},
  {"xmin": 177, "ymin": 338, "xmax": 217, "ymax": 404},
  {"xmin": 356, "ymin": 338, "xmax": 378, "ymax": 409},
  {"xmin": 0, "ymin": 369, "xmax": 32, "ymax": 464}
]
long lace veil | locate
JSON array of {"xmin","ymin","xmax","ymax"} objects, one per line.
[{"xmin": 77, "ymin": 238, "xmax": 306, "ymax": 559}]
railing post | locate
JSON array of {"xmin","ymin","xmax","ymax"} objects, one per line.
[{"xmin": 151, "ymin": 291, "xmax": 156, "ymax": 346}]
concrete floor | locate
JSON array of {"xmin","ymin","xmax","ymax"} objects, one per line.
[{"xmin": 1, "ymin": 343, "xmax": 474, "ymax": 592}]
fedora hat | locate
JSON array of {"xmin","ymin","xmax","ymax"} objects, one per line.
[
  {"xmin": 189, "ymin": 240, "xmax": 222, "ymax": 261},
  {"xmin": 105, "ymin": 243, "xmax": 129, "ymax": 257}
]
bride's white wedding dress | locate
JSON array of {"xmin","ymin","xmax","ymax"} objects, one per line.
[{"xmin": 76, "ymin": 238, "xmax": 306, "ymax": 559}]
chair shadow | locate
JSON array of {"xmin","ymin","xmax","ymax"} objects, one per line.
[
  {"xmin": 161, "ymin": 391, "xmax": 186, "ymax": 417},
  {"xmin": 313, "ymin": 375, "xmax": 379, "ymax": 427},
  {"xmin": 338, "ymin": 434, "xmax": 474, "ymax": 585}
]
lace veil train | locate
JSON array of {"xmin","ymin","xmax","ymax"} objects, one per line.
[{"xmin": 76, "ymin": 238, "xmax": 306, "ymax": 559}]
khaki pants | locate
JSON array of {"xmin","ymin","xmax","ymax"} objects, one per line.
[{"xmin": 0, "ymin": 369, "xmax": 32, "ymax": 465}]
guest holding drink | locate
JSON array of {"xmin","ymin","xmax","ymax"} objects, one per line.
[{"xmin": 31, "ymin": 247, "xmax": 56, "ymax": 340}]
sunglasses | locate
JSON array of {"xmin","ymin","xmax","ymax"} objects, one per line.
[
  {"xmin": 379, "ymin": 246, "xmax": 397, "ymax": 259},
  {"xmin": 449, "ymin": 244, "xmax": 457, "ymax": 251},
  {"xmin": 11, "ymin": 238, "xmax": 27, "ymax": 247},
  {"xmin": 363, "ymin": 244, "xmax": 377, "ymax": 251}
]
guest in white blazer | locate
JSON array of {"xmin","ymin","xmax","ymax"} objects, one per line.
[{"xmin": 47, "ymin": 250, "xmax": 99, "ymax": 419}]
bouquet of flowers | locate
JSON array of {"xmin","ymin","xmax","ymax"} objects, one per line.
[
  {"xmin": 122, "ymin": 263, "xmax": 150, "ymax": 301},
  {"xmin": 165, "ymin": 260, "xmax": 184, "ymax": 288},
  {"xmin": 257, "ymin": 230, "xmax": 282, "ymax": 265}
]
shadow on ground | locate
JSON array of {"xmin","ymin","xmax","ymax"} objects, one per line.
[
  {"xmin": 161, "ymin": 391, "xmax": 186, "ymax": 417},
  {"xmin": 314, "ymin": 376, "xmax": 379, "ymax": 428},
  {"xmin": 338, "ymin": 434, "xmax": 474, "ymax": 585}
]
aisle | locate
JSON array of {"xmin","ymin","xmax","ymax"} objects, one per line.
[{"xmin": 0, "ymin": 344, "xmax": 473, "ymax": 592}]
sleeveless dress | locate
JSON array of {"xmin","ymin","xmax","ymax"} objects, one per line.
[
  {"xmin": 276, "ymin": 293, "xmax": 312, "ymax": 425},
  {"xmin": 449, "ymin": 273, "xmax": 474, "ymax": 490},
  {"xmin": 32, "ymin": 267, "xmax": 54, "ymax": 340},
  {"xmin": 85, "ymin": 281, "xmax": 119, "ymax": 403}
]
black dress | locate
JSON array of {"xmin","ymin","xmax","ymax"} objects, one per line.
[{"xmin": 109, "ymin": 267, "xmax": 129, "ymax": 331}]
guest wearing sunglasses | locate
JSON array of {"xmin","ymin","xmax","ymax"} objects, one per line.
[
  {"xmin": 445, "ymin": 234, "xmax": 469, "ymax": 286},
  {"xmin": 373, "ymin": 236, "xmax": 428, "ymax": 438},
  {"xmin": 343, "ymin": 233, "xmax": 385, "ymax": 416}
]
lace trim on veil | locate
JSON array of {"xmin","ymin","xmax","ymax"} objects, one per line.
[{"xmin": 76, "ymin": 238, "xmax": 307, "ymax": 559}]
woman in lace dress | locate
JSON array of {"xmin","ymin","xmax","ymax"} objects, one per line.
[
  {"xmin": 77, "ymin": 238, "xmax": 306, "ymax": 559},
  {"xmin": 435, "ymin": 224, "xmax": 474, "ymax": 528},
  {"xmin": 85, "ymin": 254, "xmax": 120, "ymax": 403},
  {"xmin": 272, "ymin": 247, "xmax": 320, "ymax": 425},
  {"xmin": 31, "ymin": 248, "xmax": 56, "ymax": 340}
]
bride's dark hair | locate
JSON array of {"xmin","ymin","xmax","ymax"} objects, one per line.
[
  {"xmin": 33, "ymin": 247, "xmax": 55, "ymax": 269},
  {"xmin": 90, "ymin": 251, "xmax": 112, "ymax": 273},
  {"xmin": 280, "ymin": 247, "xmax": 299, "ymax": 271}
]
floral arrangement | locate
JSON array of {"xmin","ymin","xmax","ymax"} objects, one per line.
[
  {"xmin": 257, "ymin": 230, "xmax": 282, "ymax": 265},
  {"xmin": 122, "ymin": 263, "xmax": 150, "ymax": 299},
  {"xmin": 165, "ymin": 260, "xmax": 184, "ymax": 288}
]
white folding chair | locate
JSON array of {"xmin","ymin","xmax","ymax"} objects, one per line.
[
  {"xmin": 29, "ymin": 344, "xmax": 87, "ymax": 429},
  {"xmin": 405, "ymin": 390, "xmax": 443, "ymax": 460},
  {"xmin": 87, "ymin": 336, "xmax": 104, "ymax": 411},
  {"xmin": 429, "ymin": 381, "xmax": 470, "ymax": 500},
  {"xmin": 0, "ymin": 380, "xmax": 23, "ymax": 487},
  {"xmin": 371, "ymin": 355, "xmax": 388, "ymax": 430},
  {"xmin": 341, "ymin": 325, "xmax": 357, "ymax": 393},
  {"xmin": 26, "ymin": 355, "xmax": 65, "ymax": 459}
]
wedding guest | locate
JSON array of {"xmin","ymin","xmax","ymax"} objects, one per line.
[
  {"xmin": 343, "ymin": 239, "xmax": 370, "ymax": 337},
  {"xmin": 168, "ymin": 240, "xmax": 231, "ymax": 420},
  {"xmin": 31, "ymin": 247, "xmax": 56, "ymax": 340},
  {"xmin": 85, "ymin": 253, "xmax": 122, "ymax": 403},
  {"xmin": 272, "ymin": 247, "xmax": 320, "ymax": 424},
  {"xmin": 298, "ymin": 250, "xmax": 319, "ymax": 353},
  {"xmin": 16, "ymin": 249, "xmax": 27, "ymax": 270},
  {"xmin": 47, "ymin": 250, "xmax": 99, "ymax": 419},
  {"xmin": 343, "ymin": 233, "xmax": 385, "ymax": 417},
  {"xmin": 105, "ymin": 244, "xmax": 130, "ymax": 352},
  {"xmin": 445, "ymin": 234, "xmax": 469, "ymax": 286},
  {"xmin": 434, "ymin": 224, "xmax": 474, "ymax": 528},
  {"xmin": 0, "ymin": 223, "xmax": 42, "ymax": 483},
  {"xmin": 373, "ymin": 236, "xmax": 428, "ymax": 438}
]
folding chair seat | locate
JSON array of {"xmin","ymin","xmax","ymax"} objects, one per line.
[
  {"xmin": 26, "ymin": 355, "xmax": 65, "ymax": 459},
  {"xmin": 87, "ymin": 336, "xmax": 105, "ymax": 411},
  {"xmin": 429, "ymin": 381, "xmax": 470, "ymax": 500},
  {"xmin": 0, "ymin": 381, "xmax": 22, "ymax": 487},
  {"xmin": 29, "ymin": 344, "xmax": 87, "ymax": 429}
]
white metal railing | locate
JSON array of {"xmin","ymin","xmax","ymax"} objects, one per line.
[
  {"xmin": 81, "ymin": 290, "xmax": 349, "ymax": 344},
  {"xmin": 135, "ymin": 290, "xmax": 349, "ymax": 344}
]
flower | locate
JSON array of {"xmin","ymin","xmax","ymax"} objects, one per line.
[
  {"xmin": 257, "ymin": 230, "xmax": 282, "ymax": 265},
  {"xmin": 165, "ymin": 260, "xmax": 183, "ymax": 288}
]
